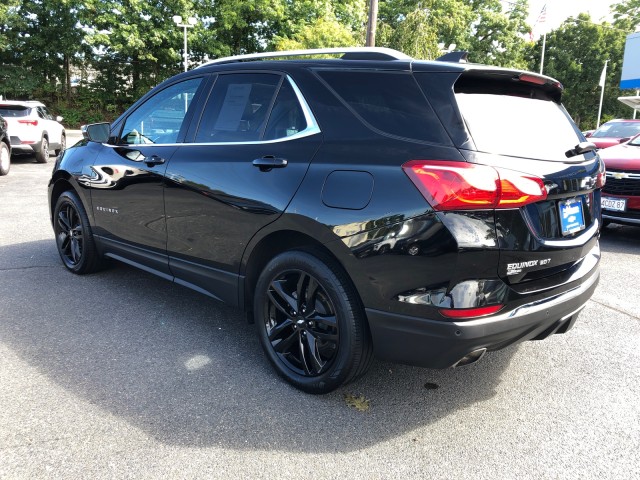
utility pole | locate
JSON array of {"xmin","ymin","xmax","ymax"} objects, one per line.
[{"xmin": 366, "ymin": 0, "xmax": 379, "ymax": 47}]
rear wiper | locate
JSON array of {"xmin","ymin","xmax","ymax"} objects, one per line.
[{"xmin": 565, "ymin": 142, "xmax": 597, "ymax": 158}]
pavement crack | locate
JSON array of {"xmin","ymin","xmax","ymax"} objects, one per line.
[
  {"xmin": 0, "ymin": 265, "xmax": 58, "ymax": 272},
  {"xmin": 590, "ymin": 298, "xmax": 640, "ymax": 321}
]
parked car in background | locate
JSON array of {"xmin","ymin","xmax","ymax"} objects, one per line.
[
  {"xmin": 48, "ymin": 47, "xmax": 603, "ymax": 393},
  {"xmin": 599, "ymin": 133, "xmax": 640, "ymax": 226},
  {"xmin": 0, "ymin": 100, "xmax": 65, "ymax": 163},
  {"xmin": 585, "ymin": 119, "xmax": 640, "ymax": 149},
  {"xmin": 0, "ymin": 114, "xmax": 11, "ymax": 175}
]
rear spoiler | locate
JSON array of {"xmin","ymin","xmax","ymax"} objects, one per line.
[{"xmin": 436, "ymin": 51, "xmax": 469, "ymax": 63}]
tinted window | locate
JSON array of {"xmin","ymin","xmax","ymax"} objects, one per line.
[
  {"xmin": 0, "ymin": 106, "xmax": 30, "ymax": 117},
  {"xmin": 120, "ymin": 77, "xmax": 202, "ymax": 145},
  {"xmin": 455, "ymin": 92, "xmax": 581, "ymax": 161},
  {"xmin": 195, "ymin": 73, "xmax": 281, "ymax": 143},
  {"xmin": 263, "ymin": 81, "xmax": 307, "ymax": 141},
  {"xmin": 317, "ymin": 70, "xmax": 450, "ymax": 144}
]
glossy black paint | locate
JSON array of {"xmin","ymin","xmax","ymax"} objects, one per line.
[{"xmin": 48, "ymin": 55, "xmax": 603, "ymax": 371}]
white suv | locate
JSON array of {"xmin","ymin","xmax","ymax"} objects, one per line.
[{"xmin": 0, "ymin": 100, "xmax": 66, "ymax": 163}]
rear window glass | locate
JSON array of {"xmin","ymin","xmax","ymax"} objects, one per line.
[
  {"xmin": 591, "ymin": 122, "xmax": 640, "ymax": 138},
  {"xmin": 317, "ymin": 71, "xmax": 450, "ymax": 145},
  {"xmin": 455, "ymin": 91, "xmax": 581, "ymax": 161},
  {"xmin": 0, "ymin": 106, "xmax": 30, "ymax": 117}
]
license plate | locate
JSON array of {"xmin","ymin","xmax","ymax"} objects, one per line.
[
  {"xmin": 559, "ymin": 197, "xmax": 586, "ymax": 236},
  {"xmin": 601, "ymin": 196, "xmax": 627, "ymax": 212}
]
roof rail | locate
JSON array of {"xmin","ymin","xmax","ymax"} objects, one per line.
[{"xmin": 198, "ymin": 47, "xmax": 412, "ymax": 68}]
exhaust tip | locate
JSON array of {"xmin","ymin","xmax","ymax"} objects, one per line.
[{"xmin": 453, "ymin": 348, "xmax": 487, "ymax": 368}]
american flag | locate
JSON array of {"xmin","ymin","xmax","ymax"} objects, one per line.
[{"xmin": 536, "ymin": 5, "xmax": 547, "ymax": 25}]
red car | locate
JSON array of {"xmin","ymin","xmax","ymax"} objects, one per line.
[
  {"xmin": 599, "ymin": 133, "xmax": 640, "ymax": 226},
  {"xmin": 586, "ymin": 119, "xmax": 640, "ymax": 149}
]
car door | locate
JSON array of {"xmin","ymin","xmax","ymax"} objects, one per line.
[
  {"xmin": 163, "ymin": 72, "xmax": 322, "ymax": 304},
  {"xmin": 38, "ymin": 106, "xmax": 64, "ymax": 147},
  {"xmin": 90, "ymin": 77, "xmax": 206, "ymax": 276}
]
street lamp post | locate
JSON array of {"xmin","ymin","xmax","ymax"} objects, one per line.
[{"xmin": 172, "ymin": 15, "xmax": 197, "ymax": 72}]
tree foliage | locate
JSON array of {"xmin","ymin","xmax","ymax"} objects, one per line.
[
  {"xmin": 1, "ymin": 0, "xmax": 639, "ymax": 129},
  {"xmin": 528, "ymin": 7, "xmax": 638, "ymax": 129}
]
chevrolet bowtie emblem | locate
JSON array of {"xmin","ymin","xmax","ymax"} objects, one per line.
[{"xmin": 612, "ymin": 172, "xmax": 627, "ymax": 180}]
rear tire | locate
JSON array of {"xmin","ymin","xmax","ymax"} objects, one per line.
[
  {"xmin": 35, "ymin": 137, "xmax": 49, "ymax": 163},
  {"xmin": 53, "ymin": 191, "xmax": 103, "ymax": 274},
  {"xmin": 254, "ymin": 250, "xmax": 373, "ymax": 394},
  {"xmin": 0, "ymin": 142, "xmax": 9, "ymax": 176}
]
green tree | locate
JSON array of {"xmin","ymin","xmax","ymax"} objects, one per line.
[
  {"xmin": 529, "ymin": 13, "xmax": 631, "ymax": 129},
  {"xmin": 376, "ymin": 0, "xmax": 530, "ymax": 65}
]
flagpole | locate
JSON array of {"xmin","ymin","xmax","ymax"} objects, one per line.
[
  {"xmin": 597, "ymin": 60, "xmax": 608, "ymax": 128},
  {"xmin": 540, "ymin": 32, "xmax": 546, "ymax": 74}
]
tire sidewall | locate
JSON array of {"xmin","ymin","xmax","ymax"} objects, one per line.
[
  {"xmin": 254, "ymin": 251, "xmax": 361, "ymax": 393},
  {"xmin": 0, "ymin": 142, "xmax": 9, "ymax": 175},
  {"xmin": 53, "ymin": 191, "xmax": 95, "ymax": 273}
]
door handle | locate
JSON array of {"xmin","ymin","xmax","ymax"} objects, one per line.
[
  {"xmin": 144, "ymin": 155, "xmax": 166, "ymax": 166},
  {"xmin": 252, "ymin": 156, "xmax": 288, "ymax": 171}
]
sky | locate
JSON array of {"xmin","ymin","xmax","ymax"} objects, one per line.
[{"xmin": 525, "ymin": 0, "xmax": 620, "ymax": 34}]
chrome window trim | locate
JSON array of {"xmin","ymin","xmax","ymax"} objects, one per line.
[{"xmin": 110, "ymin": 75, "xmax": 320, "ymax": 148}]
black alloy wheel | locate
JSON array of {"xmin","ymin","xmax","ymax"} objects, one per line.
[
  {"xmin": 36, "ymin": 137, "xmax": 49, "ymax": 163},
  {"xmin": 254, "ymin": 250, "xmax": 372, "ymax": 394},
  {"xmin": 53, "ymin": 191, "xmax": 102, "ymax": 274}
]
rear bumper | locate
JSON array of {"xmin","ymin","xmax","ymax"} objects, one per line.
[
  {"xmin": 366, "ymin": 257, "xmax": 600, "ymax": 368},
  {"xmin": 10, "ymin": 136, "xmax": 41, "ymax": 153}
]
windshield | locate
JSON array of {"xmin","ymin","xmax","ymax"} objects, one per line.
[
  {"xmin": 455, "ymin": 93, "xmax": 581, "ymax": 161},
  {"xmin": 591, "ymin": 121, "xmax": 640, "ymax": 138}
]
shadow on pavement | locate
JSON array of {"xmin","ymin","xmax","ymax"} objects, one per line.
[{"xmin": 0, "ymin": 239, "xmax": 517, "ymax": 453}]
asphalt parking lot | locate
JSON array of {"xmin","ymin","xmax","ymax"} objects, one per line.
[{"xmin": 1, "ymin": 135, "xmax": 639, "ymax": 479}]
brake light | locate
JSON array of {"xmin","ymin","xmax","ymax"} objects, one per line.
[
  {"xmin": 402, "ymin": 160, "xmax": 547, "ymax": 211},
  {"xmin": 439, "ymin": 304, "xmax": 503, "ymax": 319},
  {"xmin": 18, "ymin": 119, "xmax": 38, "ymax": 126}
]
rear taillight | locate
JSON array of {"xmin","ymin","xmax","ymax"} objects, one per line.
[
  {"xmin": 18, "ymin": 119, "xmax": 38, "ymax": 126},
  {"xmin": 402, "ymin": 160, "xmax": 547, "ymax": 211}
]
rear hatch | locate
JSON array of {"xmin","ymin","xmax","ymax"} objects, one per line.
[
  {"xmin": 418, "ymin": 68, "xmax": 604, "ymax": 286},
  {"xmin": 0, "ymin": 104, "xmax": 32, "ymax": 143}
]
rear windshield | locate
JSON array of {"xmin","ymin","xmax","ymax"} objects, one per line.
[
  {"xmin": 591, "ymin": 122, "xmax": 640, "ymax": 138},
  {"xmin": 455, "ymin": 90, "xmax": 581, "ymax": 161},
  {"xmin": 0, "ymin": 106, "xmax": 30, "ymax": 117}
]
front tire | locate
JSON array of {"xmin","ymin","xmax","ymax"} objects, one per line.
[
  {"xmin": 0, "ymin": 142, "xmax": 9, "ymax": 176},
  {"xmin": 53, "ymin": 191, "xmax": 102, "ymax": 274},
  {"xmin": 54, "ymin": 134, "xmax": 66, "ymax": 156},
  {"xmin": 254, "ymin": 250, "xmax": 372, "ymax": 394},
  {"xmin": 35, "ymin": 137, "xmax": 49, "ymax": 163}
]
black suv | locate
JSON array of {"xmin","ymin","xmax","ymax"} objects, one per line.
[
  {"xmin": 48, "ymin": 47, "xmax": 603, "ymax": 393},
  {"xmin": 0, "ymin": 114, "xmax": 11, "ymax": 175}
]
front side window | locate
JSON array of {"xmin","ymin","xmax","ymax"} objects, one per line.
[{"xmin": 120, "ymin": 77, "xmax": 202, "ymax": 145}]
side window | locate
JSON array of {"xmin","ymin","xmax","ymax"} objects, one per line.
[
  {"xmin": 40, "ymin": 107, "xmax": 53, "ymax": 120},
  {"xmin": 263, "ymin": 81, "xmax": 307, "ymax": 141},
  {"xmin": 120, "ymin": 77, "xmax": 202, "ymax": 145},
  {"xmin": 195, "ymin": 73, "xmax": 281, "ymax": 143},
  {"xmin": 316, "ymin": 70, "xmax": 451, "ymax": 145}
]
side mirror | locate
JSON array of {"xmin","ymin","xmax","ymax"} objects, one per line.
[
  {"xmin": 82, "ymin": 122, "xmax": 111, "ymax": 143},
  {"xmin": 56, "ymin": 115, "xmax": 64, "ymax": 122},
  {"xmin": 584, "ymin": 132, "xmax": 592, "ymax": 138},
  {"xmin": 619, "ymin": 137, "xmax": 630, "ymax": 144}
]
